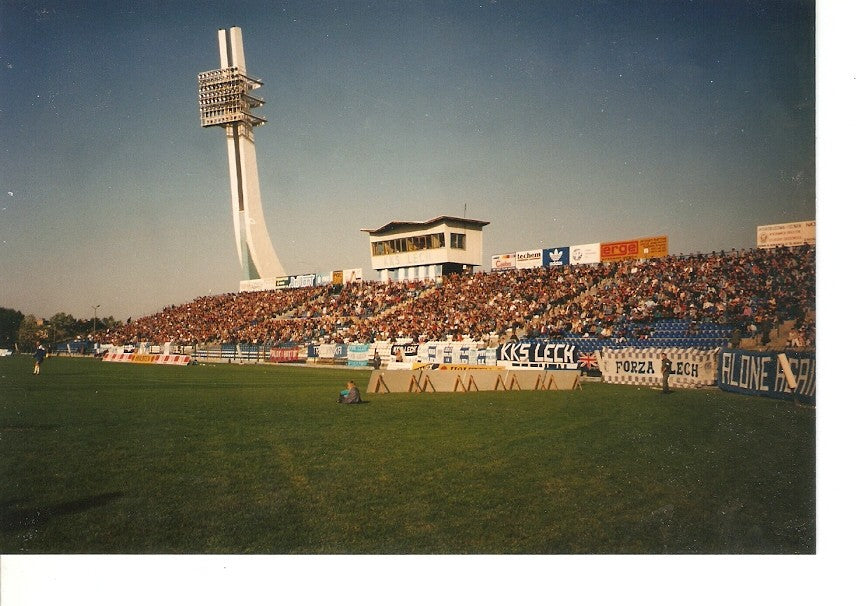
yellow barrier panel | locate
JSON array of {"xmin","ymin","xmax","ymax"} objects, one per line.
[
  {"xmin": 506, "ymin": 370, "xmax": 545, "ymax": 391},
  {"xmin": 367, "ymin": 370, "xmax": 424, "ymax": 393},
  {"xmin": 462, "ymin": 372, "xmax": 508, "ymax": 391},
  {"xmin": 367, "ymin": 369, "xmax": 581, "ymax": 393},
  {"xmin": 542, "ymin": 371, "xmax": 582, "ymax": 391},
  {"xmin": 421, "ymin": 372, "xmax": 467, "ymax": 393}
]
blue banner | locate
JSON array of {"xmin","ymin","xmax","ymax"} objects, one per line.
[
  {"xmin": 347, "ymin": 343, "xmax": 370, "ymax": 367},
  {"xmin": 717, "ymin": 349, "xmax": 815, "ymax": 405},
  {"xmin": 543, "ymin": 246, "xmax": 570, "ymax": 267}
]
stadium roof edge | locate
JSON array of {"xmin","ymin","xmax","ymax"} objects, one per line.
[{"xmin": 361, "ymin": 215, "xmax": 490, "ymax": 236}]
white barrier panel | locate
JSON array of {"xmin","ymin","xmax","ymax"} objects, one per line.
[
  {"xmin": 154, "ymin": 355, "xmax": 193, "ymax": 365},
  {"xmin": 102, "ymin": 353, "xmax": 135, "ymax": 363},
  {"xmin": 102, "ymin": 353, "xmax": 191, "ymax": 366},
  {"xmin": 600, "ymin": 348, "xmax": 718, "ymax": 388}
]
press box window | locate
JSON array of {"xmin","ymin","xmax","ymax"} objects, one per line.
[
  {"xmin": 450, "ymin": 233, "xmax": 466, "ymax": 249},
  {"xmin": 371, "ymin": 232, "xmax": 447, "ymax": 256}
]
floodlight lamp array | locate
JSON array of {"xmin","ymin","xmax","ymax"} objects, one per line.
[{"xmin": 198, "ymin": 66, "xmax": 267, "ymax": 128}]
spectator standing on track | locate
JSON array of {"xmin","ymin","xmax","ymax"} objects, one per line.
[
  {"xmin": 660, "ymin": 353, "xmax": 671, "ymax": 394},
  {"xmin": 730, "ymin": 325, "xmax": 741, "ymax": 349}
]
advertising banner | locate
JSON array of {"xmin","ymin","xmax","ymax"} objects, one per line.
[
  {"xmin": 390, "ymin": 343, "xmax": 419, "ymax": 363},
  {"xmin": 102, "ymin": 353, "xmax": 191, "ymax": 365},
  {"xmin": 332, "ymin": 270, "xmax": 343, "ymax": 285},
  {"xmin": 543, "ymin": 247, "xmax": 570, "ymax": 267},
  {"xmin": 718, "ymin": 349, "xmax": 815, "ymax": 405},
  {"xmin": 569, "ymin": 242, "xmax": 600, "ymax": 265},
  {"xmin": 343, "ymin": 268, "xmax": 363, "ymax": 283},
  {"xmin": 639, "ymin": 236, "xmax": 668, "ymax": 258},
  {"xmin": 491, "ymin": 253, "xmax": 516, "ymax": 272},
  {"xmin": 498, "ymin": 341, "xmax": 578, "ymax": 370},
  {"xmin": 600, "ymin": 347, "xmax": 718, "ymax": 387},
  {"xmin": 600, "ymin": 239, "xmax": 639, "ymax": 262},
  {"xmin": 280, "ymin": 274, "xmax": 317, "ymax": 289},
  {"xmin": 240, "ymin": 278, "xmax": 277, "ymax": 292},
  {"xmin": 515, "ymin": 249, "xmax": 543, "ymax": 269},
  {"xmin": 600, "ymin": 236, "xmax": 668, "ymax": 262},
  {"xmin": 414, "ymin": 341, "xmax": 496, "ymax": 366},
  {"xmin": 347, "ymin": 343, "xmax": 371, "ymax": 367},
  {"xmin": 270, "ymin": 347, "xmax": 301, "ymax": 363},
  {"xmin": 757, "ymin": 221, "xmax": 815, "ymax": 249},
  {"xmin": 478, "ymin": 347, "xmax": 497, "ymax": 366},
  {"xmin": 315, "ymin": 343, "xmax": 336, "ymax": 363}
]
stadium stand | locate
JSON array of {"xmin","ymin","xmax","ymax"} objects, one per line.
[{"xmin": 94, "ymin": 245, "xmax": 815, "ymax": 354}]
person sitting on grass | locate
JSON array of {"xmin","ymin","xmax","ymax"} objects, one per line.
[{"xmin": 338, "ymin": 380, "xmax": 362, "ymax": 404}]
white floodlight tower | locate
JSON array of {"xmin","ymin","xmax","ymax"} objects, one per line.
[{"xmin": 198, "ymin": 27, "xmax": 284, "ymax": 280}]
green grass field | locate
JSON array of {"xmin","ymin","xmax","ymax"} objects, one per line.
[{"xmin": 0, "ymin": 356, "xmax": 814, "ymax": 554}]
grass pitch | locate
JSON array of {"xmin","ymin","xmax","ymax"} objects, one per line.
[{"xmin": 0, "ymin": 356, "xmax": 814, "ymax": 554}]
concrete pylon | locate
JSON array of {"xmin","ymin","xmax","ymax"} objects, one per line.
[{"xmin": 199, "ymin": 27, "xmax": 284, "ymax": 280}]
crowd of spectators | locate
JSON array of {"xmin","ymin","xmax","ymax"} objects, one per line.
[
  {"xmin": 94, "ymin": 245, "xmax": 815, "ymax": 349},
  {"xmin": 526, "ymin": 245, "xmax": 815, "ymax": 344}
]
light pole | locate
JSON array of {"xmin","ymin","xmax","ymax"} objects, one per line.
[
  {"xmin": 91, "ymin": 305, "xmax": 100, "ymax": 335},
  {"xmin": 198, "ymin": 27, "xmax": 285, "ymax": 281}
]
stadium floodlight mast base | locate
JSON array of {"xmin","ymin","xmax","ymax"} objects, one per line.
[{"xmin": 198, "ymin": 27, "xmax": 285, "ymax": 281}]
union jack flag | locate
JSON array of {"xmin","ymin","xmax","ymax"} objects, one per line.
[{"xmin": 577, "ymin": 353, "xmax": 598, "ymax": 370}]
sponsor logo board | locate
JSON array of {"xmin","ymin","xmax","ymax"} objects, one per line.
[
  {"xmin": 570, "ymin": 243, "xmax": 600, "ymax": 265},
  {"xmin": 543, "ymin": 247, "xmax": 570, "ymax": 267},
  {"xmin": 515, "ymin": 249, "xmax": 543, "ymax": 269},
  {"xmin": 756, "ymin": 221, "xmax": 815, "ymax": 249},
  {"xmin": 600, "ymin": 236, "xmax": 668, "ymax": 262},
  {"xmin": 491, "ymin": 253, "xmax": 516, "ymax": 272}
]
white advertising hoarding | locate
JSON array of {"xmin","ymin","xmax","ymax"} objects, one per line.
[
  {"xmin": 570, "ymin": 242, "xmax": 601, "ymax": 265},
  {"xmin": 491, "ymin": 253, "xmax": 516, "ymax": 271},
  {"xmin": 239, "ymin": 278, "xmax": 277, "ymax": 292},
  {"xmin": 757, "ymin": 221, "xmax": 815, "ymax": 249},
  {"xmin": 343, "ymin": 268, "xmax": 363, "ymax": 283},
  {"xmin": 515, "ymin": 249, "xmax": 543, "ymax": 269}
]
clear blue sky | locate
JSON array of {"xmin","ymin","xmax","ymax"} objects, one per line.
[{"xmin": 1, "ymin": 0, "xmax": 817, "ymax": 321}]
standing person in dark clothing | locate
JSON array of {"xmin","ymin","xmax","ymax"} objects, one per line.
[
  {"xmin": 730, "ymin": 325, "xmax": 741, "ymax": 349},
  {"xmin": 660, "ymin": 353, "xmax": 671, "ymax": 394},
  {"xmin": 33, "ymin": 342, "xmax": 47, "ymax": 375}
]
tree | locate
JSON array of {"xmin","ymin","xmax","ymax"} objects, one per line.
[
  {"xmin": 0, "ymin": 307, "xmax": 24, "ymax": 349},
  {"xmin": 16, "ymin": 315, "xmax": 46, "ymax": 351},
  {"xmin": 48, "ymin": 312, "xmax": 78, "ymax": 343}
]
